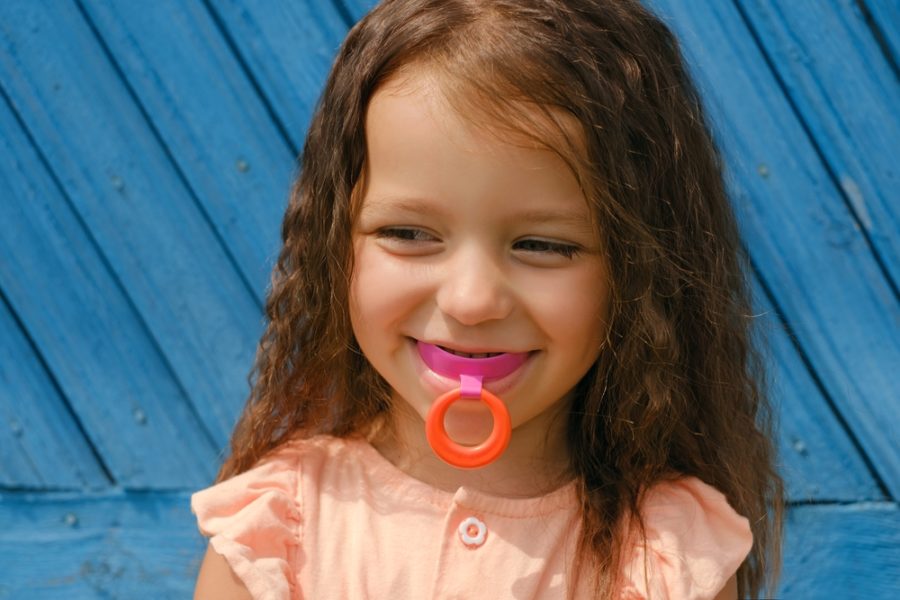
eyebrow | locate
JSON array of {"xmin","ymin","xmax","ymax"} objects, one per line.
[{"xmin": 360, "ymin": 196, "xmax": 592, "ymax": 227}]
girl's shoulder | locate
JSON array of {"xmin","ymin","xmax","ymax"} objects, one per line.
[
  {"xmin": 622, "ymin": 476, "xmax": 753, "ymax": 600},
  {"xmin": 190, "ymin": 434, "xmax": 353, "ymax": 518},
  {"xmin": 189, "ymin": 434, "xmax": 359, "ymax": 599},
  {"xmin": 190, "ymin": 433, "xmax": 364, "ymax": 528}
]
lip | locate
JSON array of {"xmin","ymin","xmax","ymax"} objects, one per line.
[{"xmin": 412, "ymin": 339, "xmax": 535, "ymax": 396}]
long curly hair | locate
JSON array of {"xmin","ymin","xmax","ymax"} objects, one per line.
[{"xmin": 217, "ymin": 0, "xmax": 783, "ymax": 597}]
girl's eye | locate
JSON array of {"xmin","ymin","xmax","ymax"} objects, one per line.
[
  {"xmin": 514, "ymin": 238, "xmax": 580, "ymax": 259},
  {"xmin": 376, "ymin": 227, "xmax": 436, "ymax": 242}
]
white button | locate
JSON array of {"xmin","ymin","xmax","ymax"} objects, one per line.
[{"xmin": 458, "ymin": 516, "xmax": 487, "ymax": 547}]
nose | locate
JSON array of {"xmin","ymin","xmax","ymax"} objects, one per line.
[{"xmin": 435, "ymin": 245, "xmax": 514, "ymax": 326}]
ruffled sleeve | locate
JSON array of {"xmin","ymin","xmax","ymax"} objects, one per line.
[
  {"xmin": 620, "ymin": 476, "xmax": 753, "ymax": 600},
  {"xmin": 191, "ymin": 442, "xmax": 303, "ymax": 600}
]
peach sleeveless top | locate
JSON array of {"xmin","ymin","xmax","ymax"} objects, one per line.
[{"xmin": 191, "ymin": 435, "xmax": 752, "ymax": 599}]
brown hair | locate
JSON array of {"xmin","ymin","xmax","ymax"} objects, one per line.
[{"xmin": 217, "ymin": 0, "xmax": 783, "ymax": 597}]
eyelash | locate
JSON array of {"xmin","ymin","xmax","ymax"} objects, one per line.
[
  {"xmin": 376, "ymin": 228, "xmax": 580, "ymax": 258},
  {"xmin": 513, "ymin": 238, "xmax": 580, "ymax": 259},
  {"xmin": 376, "ymin": 227, "xmax": 435, "ymax": 243}
]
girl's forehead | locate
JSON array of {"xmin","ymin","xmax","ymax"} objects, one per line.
[
  {"xmin": 368, "ymin": 66, "xmax": 585, "ymax": 162},
  {"xmin": 367, "ymin": 70, "xmax": 462, "ymax": 144},
  {"xmin": 367, "ymin": 84, "xmax": 572, "ymax": 179},
  {"xmin": 359, "ymin": 72, "xmax": 595, "ymax": 237}
]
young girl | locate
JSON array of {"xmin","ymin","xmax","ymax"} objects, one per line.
[{"xmin": 192, "ymin": 0, "xmax": 783, "ymax": 598}]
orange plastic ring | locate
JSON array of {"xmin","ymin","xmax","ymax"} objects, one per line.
[{"xmin": 425, "ymin": 387, "xmax": 512, "ymax": 469}]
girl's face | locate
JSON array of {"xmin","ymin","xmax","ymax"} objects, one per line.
[{"xmin": 350, "ymin": 70, "xmax": 610, "ymax": 451}]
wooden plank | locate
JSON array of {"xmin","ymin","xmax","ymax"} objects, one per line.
[
  {"xmin": 646, "ymin": 0, "xmax": 900, "ymax": 497},
  {"xmin": 0, "ymin": 93, "xmax": 216, "ymax": 489},
  {"xmin": 81, "ymin": 0, "xmax": 294, "ymax": 297},
  {"xmin": 777, "ymin": 501, "xmax": 900, "ymax": 598},
  {"xmin": 754, "ymin": 281, "xmax": 883, "ymax": 502},
  {"xmin": 736, "ymin": 0, "xmax": 900, "ymax": 298},
  {"xmin": 0, "ymin": 296, "xmax": 108, "ymax": 490},
  {"xmin": 0, "ymin": 0, "xmax": 262, "ymax": 453},
  {"xmin": 208, "ymin": 0, "xmax": 350, "ymax": 152},
  {"xmin": 341, "ymin": 0, "xmax": 377, "ymax": 21},
  {"xmin": 0, "ymin": 491, "xmax": 204, "ymax": 599},
  {"xmin": 864, "ymin": 0, "xmax": 900, "ymax": 66}
]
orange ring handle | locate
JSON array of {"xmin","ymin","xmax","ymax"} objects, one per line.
[{"xmin": 425, "ymin": 387, "xmax": 512, "ymax": 469}]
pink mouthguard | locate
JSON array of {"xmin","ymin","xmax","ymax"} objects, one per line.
[
  {"xmin": 418, "ymin": 341, "xmax": 527, "ymax": 469},
  {"xmin": 417, "ymin": 341, "xmax": 529, "ymax": 397}
]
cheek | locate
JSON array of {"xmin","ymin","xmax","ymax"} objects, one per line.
[
  {"xmin": 349, "ymin": 243, "xmax": 387, "ymax": 337},
  {"xmin": 349, "ymin": 241, "xmax": 430, "ymax": 338},
  {"xmin": 529, "ymin": 263, "xmax": 610, "ymax": 350}
]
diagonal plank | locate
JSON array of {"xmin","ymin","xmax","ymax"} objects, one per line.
[
  {"xmin": 754, "ymin": 281, "xmax": 883, "ymax": 502},
  {"xmin": 648, "ymin": 0, "xmax": 900, "ymax": 498},
  {"xmin": 80, "ymin": 0, "xmax": 294, "ymax": 297},
  {"xmin": 863, "ymin": 0, "xmax": 900, "ymax": 67},
  {"xmin": 0, "ymin": 93, "xmax": 217, "ymax": 489},
  {"xmin": 207, "ymin": 0, "xmax": 351, "ymax": 152},
  {"xmin": 0, "ymin": 295, "xmax": 109, "ymax": 491},
  {"xmin": 0, "ymin": 1, "xmax": 262, "ymax": 454},
  {"xmin": 736, "ymin": 0, "xmax": 900, "ymax": 295},
  {"xmin": 0, "ymin": 491, "xmax": 203, "ymax": 599}
]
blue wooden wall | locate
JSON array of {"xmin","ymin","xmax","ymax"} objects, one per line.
[{"xmin": 0, "ymin": 0, "xmax": 897, "ymax": 597}]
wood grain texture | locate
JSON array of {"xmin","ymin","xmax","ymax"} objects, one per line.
[
  {"xmin": 0, "ymin": 296, "xmax": 108, "ymax": 491},
  {"xmin": 736, "ymin": 0, "xmax": 900, "ymax": 298},
  {"xmin": 81, "ymin": 0, "xmax": 294, "ymax": 298},
  {"xmin": 863, "ymin": 0, "xmax": 900, "ymax": 66},
  {"xmin": 778, "ymin": 501, "xmax": 900, "ymax": 598},
  {"xmin": 0, "ymin": 0, "xmax": 262, "ymax": 453},
  {"xmin": 753, "ymin": 281, "xmax": 883, "ymax": 502},
  {"xmin": 0, "ymin": 91, "xmax": 218, "ymax": 489},
  {"xmin": 0, "ymin": 491, "xmax": 204, "ymax": 599},
  {"xmin": 208, "ymin": 0, "xmax": 351, "ymax": 152},
  {"xmin": 648, "ymin": 0, "xmax": 900, "ymax": 498}
]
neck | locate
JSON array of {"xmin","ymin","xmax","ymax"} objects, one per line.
[{"xmin": 370, "ymin": 396, "xmax": 574, "ymax": 498}]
